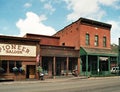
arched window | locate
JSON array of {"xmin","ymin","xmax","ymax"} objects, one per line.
[
  {"xmin": 103, "ymin": 36, "xmax": 107, "ymax": 47},
  {"xmin": 94, "ymin": 35, "xmax": 99, "ymax": 46},
  {"xmin": 86, "ymin": 33, "xmax": 90, "ymax": 46}
]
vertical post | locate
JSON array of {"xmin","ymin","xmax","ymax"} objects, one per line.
[
  {"xmin": 86, "ymin": 55, "xmax": 88, "ymax": 78},
  {"xmin": 77, "ymin": 57, "xmax": 80, "ymax": 76},
  {"xmin": 40, "ymin": 56, "xmax": 42, "ymax": 66},
  {"xmin": 53, "ymin": 56, "xmax": 56, "ymax": 79},
  {"xmin": 108, "ymin": 57, "xmax": 110, "ymax": 75},
  {"xmin": 116, "ymin": 56, "xmax": 119, "ymax": 67},
  {"xmin": 116, "ymin": 56, "xmax": 119, "ymax": 76},
  {"xmin": 80, "ymin": 58, "xmax": 83, "ymax": 75},
  {"xmin": 36, "ymin": 43, "xmax": 40, "ymax": 79},
  {"xmin": 97, "ymin": 56, "xmax": 99, "ymax": 76},
  {"xmin": 66, "ymin": 57, "xmax": 69, "ymax": 76}
]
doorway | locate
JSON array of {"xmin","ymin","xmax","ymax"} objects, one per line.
[{"xmin": 26, "ymin": 65, "xmax": 35, "ymax": 79}]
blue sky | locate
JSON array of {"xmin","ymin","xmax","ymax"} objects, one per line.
[{"xmin": 0, "ymin": 0, "xmax": 120, "ymax": 44}]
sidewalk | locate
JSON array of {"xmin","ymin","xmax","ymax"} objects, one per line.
[
  {"xmin": 0, "ymin": 76, "xmax": 86, "ymax": 85},
  {"xmin": 0, "ymin": 76, "xmax": 119, "ymax": 85}
]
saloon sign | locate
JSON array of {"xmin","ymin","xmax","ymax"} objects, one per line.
[{"xmin": 0, "ymin": 43, "xmax": 36, "ymax": 57}]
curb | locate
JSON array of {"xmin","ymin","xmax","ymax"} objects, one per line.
[
  {"xmin": 0, "ymin": 76, "xmax": 85, "ymax": 85},
  {"xmin": 0, "ymin": 76, "xmax": 119, "ymax": 85}
]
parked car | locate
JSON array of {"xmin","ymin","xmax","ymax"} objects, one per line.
[{"xmin": 111, "ymin": 67, "xmax": 119, "ymax": 74}]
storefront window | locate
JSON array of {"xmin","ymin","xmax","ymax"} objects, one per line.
[
  {"xmin": 2, "ymin": 61, "xmax": 7, "ymax": 73},
  {"xmin": 42, "ymin": 61, "xmax": 48, "ymax": 75},
  {"xmin": 0, "ymin": 61, "xmax": 22, "ymax": 73},
  {"xmin": 16, "ymin": 61, "xmax": 22, "ymax": 68},
  {"xmin": 9, "ymin": 61, "xmax": 14, "ymax": 73}
]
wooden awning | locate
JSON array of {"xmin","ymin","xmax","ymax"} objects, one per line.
[{"xmin": 80, "ymin": 47, "xmax": 118, "ymax": 56}]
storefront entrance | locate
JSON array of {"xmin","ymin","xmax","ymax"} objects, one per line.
[{"xmin": 26, "ymin": 65, "xmax": 35, "ymax": 79}]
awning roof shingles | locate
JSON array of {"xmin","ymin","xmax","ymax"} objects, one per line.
[{"xmin": 80, "ymin": 47, "xmax": 118, "ymax": 56}]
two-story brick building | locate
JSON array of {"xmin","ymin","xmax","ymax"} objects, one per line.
[{"xmin": 54, "ymin": 18, "xmax": 118, "ymax": 77}]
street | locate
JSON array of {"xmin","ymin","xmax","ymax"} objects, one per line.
[{"xmin": 0, "ymin": 77, "xmax": 120, "ymax": 92}]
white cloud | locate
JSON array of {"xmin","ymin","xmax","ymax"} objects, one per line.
[
  {"xmin": 98, "ymin": 0, "xmax": 119, "ymax": 6},
  {"xmin": 40, "ymin": 0, "xmax": 46, "ymax": 2},
  {"xmin": 64, "ymin": 0, "xmax": 104, "ymax": 21},
  {"xmin": 64, "ymin": 0, "xmax": 120, "ymax": 21},
  {"xmin": 16, "ymin": 12, "xmax": 56, "ymax": 36},
  {"xmin": 24, "ymin": 3, "xmax": 32, "ymax": 8},
  {"xmin": 107, "ymin": 20, "xmax": 120, "ymax": 44},
  {"xmin": 44, "ymin": 3, "xmax": 55, "ymax": 14}
]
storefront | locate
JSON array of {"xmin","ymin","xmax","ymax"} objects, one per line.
[
  {"xmin": 40, "ymin": 45, "xmax": 80, "ymax": 78},
  {"xmin": 0, "ymin": 35, "xmax": 40, "ymax": 80},
  {"xmin": 0, "ymin": 35, "xmax": 81, "ymax": 80},
  {"xmin": 80, "ymin": 47, "xmax": 118, "ymax": 77}
]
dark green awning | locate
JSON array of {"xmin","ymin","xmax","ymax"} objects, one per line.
[{"xmin": 80, "ymin": 47, "xmax": 118, "ymax": 56}]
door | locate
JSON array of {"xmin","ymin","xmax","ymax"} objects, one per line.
[
  {"xmin": 91, "ymin": 61, "xmax": 97, "ymax": 75},
  {"xmin": 26, "ymin": 65, "xmax": 35, "ymax": 79},
  {"xmin": 56, "ymin": 61, "xmax": 61, "ymax": 76}
]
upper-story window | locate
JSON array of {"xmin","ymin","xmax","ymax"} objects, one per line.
[
  {"xmin": 62, "ymin": 42, "xmax": 65, "ymax": 46},
  {"xmin": 94, "ymin": 35, "xmax": 99, "ymax": 46},
  {"xmin": 86, "ymin": 33, "xmax": 90, "ymax": 46},
  {"xmin": 103, "ymin": 36, "xmax": 107, "ymax": 47}
]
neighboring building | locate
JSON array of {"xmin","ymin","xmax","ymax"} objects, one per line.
[
  {"xmin": 24, "ymin": 33, "xmax": 80, "ymax": 79},
  {"xmin": 54, "ymin": 18, "xmax": 118, "ymax": 77},
  {"xmin": 0, "ymin": 34, "xmax": 80, "ymax": 80},
  {"xmin": 0, "ymin": 18, "xmax": 118, "ymax": 81},
  {"xmin": 0, "ymin": 35, "xmax": 40, "ymax": 80}
]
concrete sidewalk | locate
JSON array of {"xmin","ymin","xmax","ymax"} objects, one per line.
[
  {"xmin": 0, "ymin": 76, "xmax": 119, "ymax": 85},
  {"xmin": 0, "ymin": 76, "xmax": 86, "ymax": 85}
]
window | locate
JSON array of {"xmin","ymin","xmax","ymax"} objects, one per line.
[
  {"xmin": 9, "ymin": 61, "xmax": 14, "ymax": 73},
  {"xmin": 86, "ymin": 34, "xmax": 90, "ymax": 45},
  {"xmin": 1, "ymin": 61, "xmax": 22, "ymax": 73},
  {"xmin": 103, "ymin": 36, "xmax": 107, "ymax": 47},
  {"xmin": 62, "ymin": 42, "xmax": 65, "ymax": 46},
  {"xmin": 94, "ymin": 35, "xmax": 99, "ymax": 46},
  {"xmin": 16, "ymin": 61, "xmax": 22, "ymax": 69},
  {"xmin": 1, "ymin": 61, "xmax": 7, "ymax": 73}
]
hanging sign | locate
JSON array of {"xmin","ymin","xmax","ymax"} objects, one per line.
[
  {"xmin": 0, "ymin": 43, "xmax": 36, "ymax": 57},
  {"xmin": 99, "ymin": 57, "xmax": 108, "ymax": 61}
]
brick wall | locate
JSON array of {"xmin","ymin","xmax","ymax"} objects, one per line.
[
  {"xmin": 54, "ymin": 20, "xmax": 80, "ymax": 49},
  {"xmin": 79, "ymin": 24, "xmax": 111, "ymax": 49},
  {"xmin": 54, "ymin": 18, "xmax": 111, "ymax": 50},
  {"xmin": 25, "ymin": 33, "xmax": 60, "ymax": 46}
]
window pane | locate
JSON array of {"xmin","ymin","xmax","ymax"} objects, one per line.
[
  {"xmin": 16, "ymin": 61, "xmax": 22, "ymax": 68},
  {"xmin": 9, "ymin": 61, "xmax": 14, "ymax": 73},
  {"xmin": 86, "ymin": 34, "xmax": 90, "ymax": 45},
  {"xmin": 103, "ymin": 37, "xmax": 106, "ymax": 47},
  {"xmin": 94, "ymin": 35, "xmax": 98, "ymax": 46},
  {"xmin": 2, "ymin": 61, "xmax": 7, "ymax": 73}
]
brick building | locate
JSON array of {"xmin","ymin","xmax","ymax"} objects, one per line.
[
  {"xmin": 0, "ymin": 17, "xmax": 118, "ymax": 81},
  {"xmin": 54, "ymin": 18, "xmax": 118, "ymax": 77},
  {"xmin": 0, "ymin": 34, "xmax": 80, "ymax": 80}
]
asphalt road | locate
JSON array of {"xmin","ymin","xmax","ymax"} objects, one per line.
[{"xmin": 0, "ymin": 77, "xmax": 120, "ymax": 92}]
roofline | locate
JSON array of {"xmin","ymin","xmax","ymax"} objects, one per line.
[
  {"xmin": 54, "ymin": 17, "xmax": 112, "ymax": 35},
  {"xmin": 25, "ymin": 33, "xmax": 60, "ymax": 39},
  {"xmin": 0, "ymin": 35, "xmax": 40, "ymax": 42},
  {"xmin": 40, "ymin": 44, "xmax": 75, "ymax": 49},
  {"xmin": 79, "ymin": 17, "xmax": 112, "ymax": 29}
]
